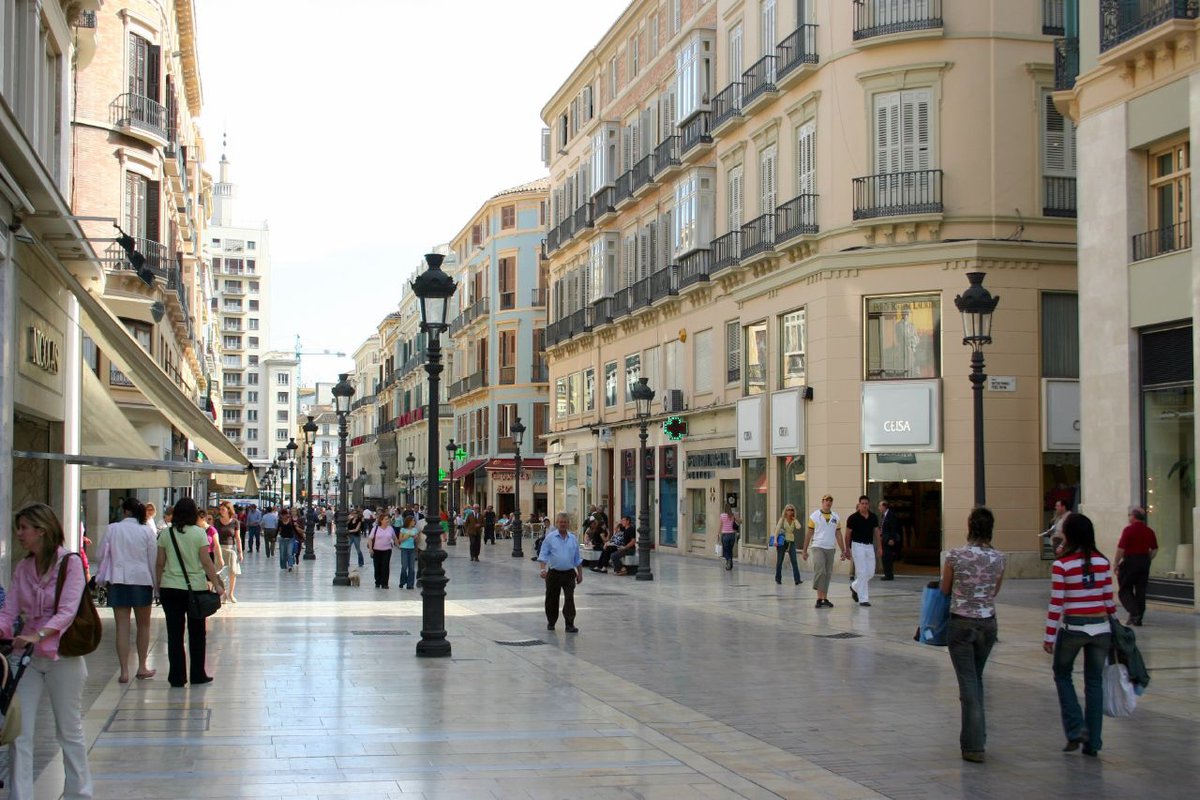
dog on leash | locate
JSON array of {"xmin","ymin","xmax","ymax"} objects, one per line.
[{"xmin": 348, "ymin": 568, "xmax": 361, "ymax": 587}]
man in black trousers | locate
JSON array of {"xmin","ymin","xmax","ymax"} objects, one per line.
[
  {"xmin": 538, "ymin": 512, "xmax": 583, "ymax": 632},
  {"xmin": 879, "ymin": 500, "xmax": 903, "ymax": 580},
  {"xmin": 483, "ymin": 505, "xmax": 497, "ymax": 545}
]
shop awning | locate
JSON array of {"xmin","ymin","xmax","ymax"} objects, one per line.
[
  {"xmin": 78, "ymin": 366, "xmax": 170, "ymax": 490},
  {"xmin": 451, "ymin": 458, "xmax": 486, "ymax": 480},
  {"xmin": 49, "ymin": 252, "xmax": 254, "ymax": 483},
  {"xmin": 485, "ymin": 457, "xmax": 546, "ymax": 471}
]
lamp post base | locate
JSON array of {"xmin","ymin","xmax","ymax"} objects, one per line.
[{"xmin": 332, "ymin": 576, "xmax": 350, "ymax": 586}]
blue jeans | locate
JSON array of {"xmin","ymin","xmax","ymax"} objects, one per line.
[
  {"xmin": 1053, "ymin": 628, "xmax": 1111, "ymax": 751},
  {"xmin": 947, "ymin": 615, "xmax": 998, "ymax": 753},
  {"xmin": 246, "ymin": 526, "xmax": 261, "ymax": 552},
  {"xmin": 399, "ymin": 548, "xmax": 416, "ymax": 588},
  {"xmin": 279, "ymin": 538, "xmax": 295, "ymax": 569},
  {"xmin": 775, "ymin": 540, "xmax": 800, "ymax": 583},
  {"xmin": 720, "ymin": 533, "xmax": 737, "ymax": 563},
  {"xmin": 349, "ymin": 535, "xmax": 364, "ymax": 567}
]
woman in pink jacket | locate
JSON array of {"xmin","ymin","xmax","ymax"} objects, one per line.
[{"xmin": 0, "ymin": 503, "xmax": 94, "ymax": 799}]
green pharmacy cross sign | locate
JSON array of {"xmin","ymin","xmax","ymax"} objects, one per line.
[
  {"xmin": 454, "ymin": 447, "xmax": 467, "ymax": 462},
  {"xmin": 438, "ymin": 467, "xmax": 448, "ymax": 481},
  {"xmin": 663, "ymin": 415, "xmax": 688, "ymax": 441}
]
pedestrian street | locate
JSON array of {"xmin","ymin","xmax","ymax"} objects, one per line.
[{"xmin": 30, "ymin": 541, "xmax": 1200, "ymax": 800}]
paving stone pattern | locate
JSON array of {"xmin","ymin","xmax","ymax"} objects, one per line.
[{"xmin": 19, "ymin": 536, "xmax": 1199, "ymax": 799}]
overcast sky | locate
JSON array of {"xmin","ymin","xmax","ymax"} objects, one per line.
[{"xmin": 194, "ymin": 0, "xmax": 629, "ymax": 384}]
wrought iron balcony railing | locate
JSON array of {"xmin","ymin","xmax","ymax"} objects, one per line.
[
  {"xmin": 109, "ymin": 92, "xmax": 169, "ymax": 140},
  {"xmin": 630, "ymin": 276, "xmax": 652, "ymax": 309},
  {"xmin": 1043, "ymin": 0, "xmax": 1066, "ymax": 34},
  {"xmin": 612, "ymin": 286, "xmax": 633, "ymax": 319},
  {"xmin": 776, "ymin": 24, "xmax": 819, "ymax": 81},
  {"xmin": 776, "ymin": 194, "xmax": 819, "ymax": 242},
  {"xmin": 1043, "ymin": 176, "xmax": 1076, "ymax": 218},
  {"xmin": 652, "ymin": 135, "xmax": 682, "ymax": 177},
  {"xmin": 530, "ymin": 287, "xmax": 548, "ymax": 306},
  {"xmin": 592, "ymin": 297, "xmax": 614, "ymax": 325},
  {"xmin": 742, "ymin": 55, "xmax": 778, "ymax": 107},
  {"xmin": 531, "ymin": 362, "xmax": 549, "ymax": 383},
  {"xmin": 678, "ymin": 249, "xmax": 712, "ymax": 287},
  {"xmin": 710, "ymin": 231, "xmax": 741, "ymax": 272},
  {"xmin": 573, "ymin": 202, "xmax": 594, "ymax": 233},
  {"xmin": 649, "ymin": 264, "xmax": 679, "ymax": 301},
  {"xmin": 632, "ymin": 153, "xmax": 656, "ymax": 193},
  {"xmin": 594, "ymin": 185, "xmax": 618, "ymax": 218},
  {"xmin": 680, "ymin": 112, "xmax": 713, "ymax": 155},
  {"xmin": 105, "ymin": 235, "xmax": 168, "ymax": 279},
  {"xmin": 1100, "ymin": 0, "xmax": 1198, "ymax": 52},
  {"xmin": 614, "ymin": 170, "xmax": 634, "ymax": 205},
  {"xmin": 1054, "ymin": 37, "xmax": 1079, "ymax": 90},
  {"xmin": 853, "ymin": 0, "xmax": 943, "ymax": 40},
  {"xmin": 852, "ymin": 170, "xmax": 944, "ymax": 220},
  {"xmin": 741, "ymin": 213, "xmax": 776, "ymax": 258},
  {"xmin": 711, "ymin": 82, "xmax": 744, "ymax": 130},
  {"xmin": 1131, "ymin": 220, "xmax": 1191, "ymax": 261}
]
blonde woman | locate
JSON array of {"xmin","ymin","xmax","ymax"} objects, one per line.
[
  {"xmin": 774, "ymin": 504, "xmax": 804, "ymax": 585},
  {"xmin": 144, "ymin": 501, "xmax": 159, "ymax": 531},
  {"xmin": 215, "ymin": 502, "xmax": 243, "ymax": 603},
  {"xmin": 0, "ymin": 504, "xmax": 94, "ymax": 798}
]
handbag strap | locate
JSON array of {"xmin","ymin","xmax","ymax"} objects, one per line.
[
  {"xmin": 167, "ymin": 527, "xmax": 198, "ymax": 592},
  {"xmin": 53, "ymin": 552, "xmax": 83, "ymax": 613}
]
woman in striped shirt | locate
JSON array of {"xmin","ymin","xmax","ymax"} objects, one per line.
[{"xmin": 1043, "ymin": 513, "xmax": 1117, "ymax": 757}]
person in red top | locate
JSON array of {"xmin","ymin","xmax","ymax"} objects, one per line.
[
  {"xmin": 1114, "ymin": 506, "xmax": 1158, "ymax": 626},
  {"xmin": 1043, "ymin": 513, "xmax": 1117, "ymax": 757}
]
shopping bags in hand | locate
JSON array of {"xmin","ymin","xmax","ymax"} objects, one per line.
[
  {"xmin": 916, "ymin": 581, "xmax": 951, "ymax": 646},
  {"xmin": 1103, "ymin": 658, "xmax": 1138, "ymax": 718}
]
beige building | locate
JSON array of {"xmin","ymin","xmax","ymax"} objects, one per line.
[
  {"xmin": 542, "ymin": 0, "xmax": 1078, "ymax": 575},
  {"xmin": 1058, "ymin": 0, "xmax": 1197, "ymax": 607}
]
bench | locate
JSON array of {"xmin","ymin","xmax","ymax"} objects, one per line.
[{"xmin": 581, "ymin": 546, "xmax": 638, "ymax": 575}]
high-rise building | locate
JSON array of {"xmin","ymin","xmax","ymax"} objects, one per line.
[{"xmin": 209, "ymin": 144, "xmax": 291, "ymax": 472}]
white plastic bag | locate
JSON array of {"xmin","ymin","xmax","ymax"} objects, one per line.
[
  {"xmin": 1103, "ymin": 659, "xmax": 1138, "ymax": 718},
  {"xmin": 714, "ymin": 543, "xmax": 722, "ymax": 555}
]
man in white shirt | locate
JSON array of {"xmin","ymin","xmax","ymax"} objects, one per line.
[{"xmin": 803, "ymin": 494, "xmax": 846, "ymax": 609}]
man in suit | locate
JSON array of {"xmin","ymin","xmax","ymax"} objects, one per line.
[
  {"xmin": 879, "ymin": 500, "xmax": 903, "ymax": 580},
  {"xmin": 483, "ymin": 505, "xmax": 497, "ymax": 545}
]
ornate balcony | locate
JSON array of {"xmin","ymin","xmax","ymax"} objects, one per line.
[
  {"xmin": 680, "ymin": 112, "xmax": 713, "ymax": 158},
  {"xmin": 741, "ymin": 55, "xmax": 779, "ymax": 112},
  {"xmin": 649, "ymin": 265, "xmax": 678, "ymax": 301},
  {"xmin": 679, "ymin": 249, "xmax": 712, "ymax": 287},
  {"xmin": 632, "ymin": 154, "xmax": 656, "ymax": 195},
  {"xmin": 1100, "ymin": 0, "xmax": 1198, "ymax": 52},
  {"xmin": 1054, "ymin": 37, "xmax": 1079, "ymax": 90},
  {"xmin": 652, "ymin": 135, "xmax": 682, "ymax": 179},
  {"xmin": 853, "ymin": 0, "xmax": 943, "ymax": 41},
  {"xmin": 572, "ymin": 202, "xmax": 594, "ymax": 235},
  {"xmin": 109, "ymin": 92, "xmax": 169, "ymax": 142},
  {"xmin": 710, "ymin": 231, "xmax": 741, "ymax": 273},
  {"xmin": 104, "ymin": 235, "xmax": 168, "ymax": 280},
  {"xmin": 776, "ymin": 194, "xmax": 819, "ymax": 243},
  {"xmin": 592, "ymin": 296, "xmax": 614, "ymax": 325},
  {"xmin": 612, "ymin": 286, "xmax": 633, "ymax": 319},
  {"xmin": 630, "ymin": 276, "xmax": 652, "ymax": 309},
  {"xmin": 711, "ymin": 82, "xmax": 744, "ymax": 134},
  {"xmin": 594, "ymin": 186, "xmax": 618, "ymax": 220},
  {"xmin": 741, "ymin": 213, "xmax": 776, "ymax": 260},
  {"xmin": 852, "ymin": 170, "xmax": 943, "ymax": 220},
  {"xmin": 1043, "ymin": 176, "xmax": 1076, "ymax": 218},
  {"xmin": 776, "ymin": 25, "xmax": 819, "ymax": 89},
  {"xmin": 449, "ymin": 369, "xmax": 488, "ymax": 398},
  {"xmin": 614, "ymin": 170, "xmax": 635, "ymax": 208}
]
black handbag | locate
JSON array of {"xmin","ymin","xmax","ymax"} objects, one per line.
[{"xmin": 168, "ymin": 527, "xmax": 221, "ymax": 618}]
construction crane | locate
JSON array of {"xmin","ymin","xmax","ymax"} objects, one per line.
[{"xmin": 293, "ymin": 335, "xmax": 347, "ymax": 389}]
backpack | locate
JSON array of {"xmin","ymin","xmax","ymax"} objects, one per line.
[{"xmin": 54, "ymin": 553, "xmax": 103, "ymax": 657}]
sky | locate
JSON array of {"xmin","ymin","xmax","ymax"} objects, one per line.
[{"xmin": 194, "ymin": 0, "xmax": 631, "ymax": 385}]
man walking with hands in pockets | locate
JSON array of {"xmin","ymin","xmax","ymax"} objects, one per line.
[{"xmin": 538, "ymin": 512, "xmax": 583, "ymax": 633}]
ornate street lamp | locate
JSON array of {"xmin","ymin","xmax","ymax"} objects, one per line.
[
  {"xmin": 631, "ymin": 377, "xmax": 656, "ymax": 582},
  {"xmin": 510, "ymin": 416, "xmax": 526, "ymax": 559},
  {"xmin": 331, "ymin": 373, "xmax": 355, "ymax": 585},
  {"xmin": 358, "ymin": 467, "xmax": 368, "ymax": 507},
  {"xmin": 954, "ymin": 272, "xmax": 1000, "ymax": 507},
  {"xmin": 445, "ymin": 438, "xmax": 457, "ymax": 517},
  {"xmin": 406, "ymin": 452, "xmax": 416, "ymax": 507},
  {"xmin": 380, "ymin": 461, "xmax": 388, "ymax": 507},
  {"xmin": 303, "ymin": 415, "xmax": 318, "ymax": 560},
  {"xmin": 412, "ymin": 252, "xmax": 456, "ymax": 658},
  {"xmin": 286, "ymin": 437, "xmax": 298, "ymax": 510}
]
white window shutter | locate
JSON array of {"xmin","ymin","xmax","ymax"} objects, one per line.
[
  {"xmin": 648, "ymin": 222, "xmax": 658, "ymax": 272},
  {"xmin": 631, "ymin": 117, "xmax": 641, "ymax": 164},
  {"xmin": 728, "ymin": 166, "xmax": 743, "ymax": 231},
  {"xmin": 659, "ymin": 212, "xmax": 673, "ymax": 267},
  {"xmin": 622, "ymin": 126, "xmax": 632, "ymax": 172},
  {"xmin": 623, "ymin": 236, "xmax": 636, "ymax": 288},
  {"xmin": 729, "ymin": 24, "xmax": 743, "ymax": 83},
  {"xmin": 638, "ymin": 227, "xmax": 649, "ymax": 279},
  {"xmin": 874, "ymin": 91, "xmax": 901, "ymax": 174},
  {"xmin": 760, "ymin": 146, "xmax": 777, "ymax": 213},
  {"xmin": 761, "ymin": 0, "xmax": 777, "ymax": 57},
  {"xmin": 797, "ymin": 120, "xmax": 816, "ymax": 195},
  {"xmin": 901, "ymin": 88, "xmax": 933, "ymax": 172},
  {"xmin": 726, "ymin": 320, "xmax": 741, "ymax": 383},
  {"xmin": 541, "ymin": 128, "xmax": 551, "ymax": 167},
  {"xmin": 1042, "ymin": 91, "xmax": 1075, "ymax": 176}
]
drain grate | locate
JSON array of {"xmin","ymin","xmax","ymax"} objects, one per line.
[
  {"xmin": 495, "ymin": 639, "xmax": 548, "ymax": 647},
  {"xmin": 352, "ymin": 630, "xmax": 412, "ymax": 636},
  {"xmin": 587, "ymin": 592, "xmax": 624, "ymax": 596},
  {"xmin": 814, "ymin": 632, "xmax": 863, "ymax": 639}
]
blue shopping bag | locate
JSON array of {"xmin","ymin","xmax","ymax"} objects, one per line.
[{"xmin": 917, "ymin": 581, "xmax": 950, "ymax": 646}]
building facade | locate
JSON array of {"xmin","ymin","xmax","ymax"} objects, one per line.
[
  {"xmin": 209, "ymin": 146, "xmax": 285, "ymax": 471},
  {"xmin": 1059, "ymin": 0, "xmax": 1197, "ymax": 606},
  {"xmin": 348, "ymin": 333, "xmax": 381, "ymax": 506},
  {"xmin": 542, "ymin": 0, "xmax": 1079, "ymax": 575},
  {"xmin": 448, "ymin": 181, "xmax": 551, "ymax": 518}
]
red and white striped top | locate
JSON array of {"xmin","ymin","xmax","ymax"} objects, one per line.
[{"xmin": 1044, "ymin": 552, "xmax": 1117, "ymax": 643}]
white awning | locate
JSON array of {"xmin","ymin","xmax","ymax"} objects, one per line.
[{"xmin": 78, "ymin": 366, "xmax": 170, "ymax": 490}]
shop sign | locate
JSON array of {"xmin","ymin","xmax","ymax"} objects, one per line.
[
  {"xmin": 27, "ymin": 326, "xmax": 60, "ymax": 375},
  {"xmin": 685, "ymin": 448, "xmax": 737, "ymax": 470},
  {"xmin": 988, "ymin": 376, "xmax": 1017, "ymax": 392},
  {"xmin": 861, "ymin": 380, "xmax": 941, "ymax": 453},
  {"xmin": 736, "ymin": 396, "xmax": 765, "ymax": 459},
  {"xmin": 1043, "ymin": 379, "xmax": 1081, "ymax": 451},
  {"xmin": 770, "ymin": 388, "xmax": 804, "ymax": 456}
]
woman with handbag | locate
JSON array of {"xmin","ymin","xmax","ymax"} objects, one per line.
[
  {"xmin": 215, "ymin": 502, "xmax": 243, "ymax": 603},
  {"xmin": 773, "ymin": 504, "xmax": 803, "ymax": 585},
  {"xmin": 156, "ymin": 497, "xmax": 224, "ymax": 688},
  {"xmin": 0, "ymin": 503, "xmax": 95, "ymax": 799},
  {"xmin": 96, "ymin": 496, "xmax": 158, "ymax": 683},
  {"xmin": 939, "ymin": 506, "xmax": 1006, "ymax": 764},
  {"xmin": 1044, "ymin": 512, "xmax": 1117, "ymax": 757},
  {"xmin": 347, "ymin": 509, "xmax": 365, "ymax": 568},
  {"xmin": 718, "ymin": 504, "xmax": 739, "ymax": 571},
  {"xmin": 368, "ymin": 512, "xmax": 398, "ymax": 588}
]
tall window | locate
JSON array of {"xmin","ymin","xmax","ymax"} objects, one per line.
[
  {"xmin": 604, "ymin": 361, "xmax": 618, "ymax": 407},
  {"xmin": 779, "ymin": 309, "xmax": 806, "ymax": 388},
  {"xmin": 693, "ymin": 328, "xmax": 713, "ymax": 394},
  {"xmin": 499, "ymin": 330, "xmax": 516, "ymax": 384},
  {"xmin": 277, "ymin": 372, "xmax": 289, "ymax": 385},
  {"xmin": 760, "ymin": 0, "xmax": 777, "ymax": 58},
  {"xmin": 759, "ymin": 144, "xmax": 777, "ymax": 228},
  {"xmin": 630, "ymin": 34, "xmax": 640, "ymax": 77},
  {"xmin": 568, "ymin": 372, "xmax": 582, "ymax": 415},
  {"xmin": 277, "ymin": 392, "xmax": 289, "ymax": 403},
  {"xmin": 126, "ymin": 33, "xmax": 160, "ymax": 102},
  {"xmin": 584, "ymin": 368, "xmax": 596, "ymax": 412},
  {"xmin": 556, "ymin": 377, "xmax": 568, "ymax": 418},
  {"xmin": 728, "ymin": 165, "xmax": 744, "ymax": 233},
  {"xmin": 124, "ymin": 173, "xmax": 160, "ymax": 241},
  {"xmin": 796, "ymin": 119, "xmax": 816, "ymax": 195},
  {"xmin": 873, "ymin": 89, "xmax": 933, "ymax": 175},
  {"xmin": 625, "ymin": 354, "xmax": 641, "ymax": 401},
  {"xmin": 726, "ymin": 320, "xmax": 741, "ymax": 384},
  {"xmin": 498, "ymin": 403, "xmax": 518, "ymax": 438},
  {"xmin": 865, "ymin": 294, "xmax": 940, "ymax": 379},
  {"xmin": 499, "ymin": 256, "xmax": 516, "ymax": 309},
  {"xmin": 744, "ymin": 321, "xmax": 767, "ymax": 395},
  {"xmin": 1042, "ymin": 90, "xmax": 1077, "ymax": 216},
  {"xmin": 1041, "ymin": 293, "xmax": 1079, "ymax": 378},
  {"xmin": 500, "ymin": 205, "xmax": 515, "ymax": 229},
  {"xmin": 1149, "ymin": 138, "xmax": 1190, "ymax": 248},
  {"xmin": 728, "ymin": 23, "xmax": 744, "ymax": 84}
]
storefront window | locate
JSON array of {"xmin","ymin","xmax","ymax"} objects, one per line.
[
  {"xmin": 584, "ymin": 368, "xmax": 596, "ymax": 412},
  {"xmin": 778, "ymin": 455, "xmax": 806, "ymax": 519},
  {"xmin": 779, "ymin": 309, "xmax": 806, "ymax": 389},
  {"xmin": 555, "ymin": 378, "xmax": 567, "ymax": 418},
  {"xmin": 744, "ymin": 321, "xmax": 767, "ymax": 395},
  {"xmin": 689, "ymin": 488, "xmax": 707, "ymax": 534},
  {"xmin": 1144, "ymin": 385, "xmax": 1194, "ymax": 579},
  {"xmin": 866, "ymin": 453, "xmax": 943, "ymax": 566},
  {"xmin": 568, "ymin": 372, "xmax": 581, "ymax": 416},
  {"xmin": 865, "ymin": 294, "xmax": 940, "ymax": 379},
  {"xmin": 743, "ymin": 458, "xmax": 768, "ymax": 545}
]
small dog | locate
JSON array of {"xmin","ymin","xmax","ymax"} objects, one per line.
[{"xmin": 347, "ymin": 568, "xmax": 361, "ymax": 587}]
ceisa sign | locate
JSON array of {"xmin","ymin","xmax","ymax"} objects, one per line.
[{"xmin": 861, "ymin": 380, "xmax": 941, "ymax": 453}]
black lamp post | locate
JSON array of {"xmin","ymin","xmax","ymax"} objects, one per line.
[
  {"xmin": 510, "ymin": 416, "xmax": 526, "ymax": 558},
  {"xmin": 412, "ymin": 252, "xmax": 456, "ymax": 658},
  {"xmin": 954, "ymin": 271, "xmax": 1000, "ymax": 507},
  {"xmin": 444, "ymin": 439, "xmax": 458, "ymax": 545},
  {"xmin": 358, "ymin": 467, "xmax": 368, "ymax": 507},
  {"xmin": 331, "ymin": 372, "xmax": 355, "ymax": 585},
  {"xmin": 406, "ymin": 452, "xmax": 416, "ymax": 507},
  {"xmin": 631, "ymin": 377, "xmax": 656, "ymax": 582},
  {"xmin": 286, "ymin": 437, "xmax": 298, "ymax": 510},
  {"xmin": 380, "ymin": 461, "xmax": 388, "ymax": 507},
  {"xmin": 303, "ymin": 415, "xmax": 318, "ymax": 560}
]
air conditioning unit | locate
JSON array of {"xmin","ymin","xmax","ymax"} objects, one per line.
[{"xmin": 662, "ymin": 389, "xmax": 685, "ymax": 413}]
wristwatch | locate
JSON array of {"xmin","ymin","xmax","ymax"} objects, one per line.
[{"xmin": 36, "ymin": 629, "xmax": 49, "ymax": 641}]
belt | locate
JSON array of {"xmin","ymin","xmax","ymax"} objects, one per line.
[
  {"xmin": 549, "ymin": 568, "xmax": 576, "ymax": 573},
  {"xmin": 1064, "ymin": 615, "xmax": 1108, "ymax": 625}
]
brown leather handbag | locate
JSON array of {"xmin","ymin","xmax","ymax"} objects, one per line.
[{"xmin": 53, "ymin": 553, "xmax": 103, "ymax": 657}]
